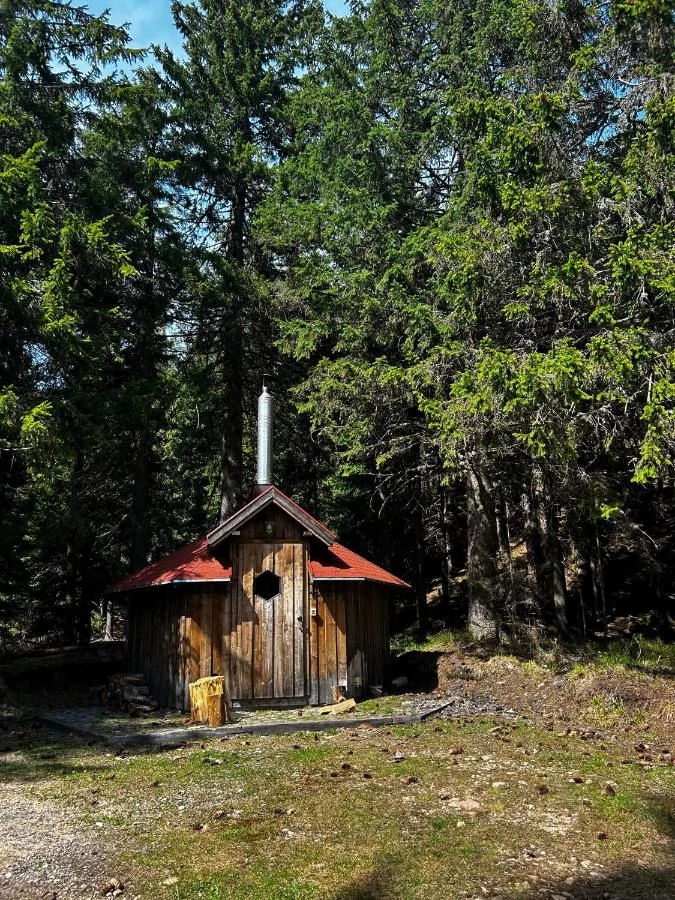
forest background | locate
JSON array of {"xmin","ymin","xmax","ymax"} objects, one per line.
[{"xmin": 0, "ymin": 0, "xmax": 673, "ymax": 652}]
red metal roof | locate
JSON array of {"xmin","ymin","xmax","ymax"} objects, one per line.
[
  {"xmin": 107, "ymin": 490, "xmax": 409, "ymax": 593},
  {"xmin": 108, "ymin": 537, "xmax": 232, "ymax": 593},
  {"xmin": 309, "ymin": 541, "xmax": 410, "ymax": 587}
]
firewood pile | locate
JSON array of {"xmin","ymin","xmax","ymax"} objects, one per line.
[{"xmin": 106, "ymin": 673, "xmax": 159, "ymax": 716}]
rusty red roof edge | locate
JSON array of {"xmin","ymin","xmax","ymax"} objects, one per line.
[{"xmin": 107, "ymin": 493, "xmax": 409, "ymax": 594}]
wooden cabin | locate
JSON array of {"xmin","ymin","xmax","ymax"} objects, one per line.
[
  {"xmin": 108, "ymin": 385, "xmax": 409, "ymax": 710},
  {"xmin": 108, "ymin": 486, "xmax": 409, "ymax": 711}
]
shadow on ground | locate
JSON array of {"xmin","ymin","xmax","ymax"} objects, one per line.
[{"xmin": 327, "ymin": 861, "xmax": 675, "ymax": 900}]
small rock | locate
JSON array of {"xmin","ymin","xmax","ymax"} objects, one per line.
[
  {"xmin": 446, "ymin": 798, "xmax": 481, "ymax": 811},
  {"xmin": 163, "ymin": 876, "xmax": 178, "ymax": 885},
  {"xmin": 603, "ymin": 781, "xmax": 617, "ymax": 796},
  {"xmin": 536, "ymin": 784, "xmax": 550, "ymax": 795},
  {"xmin": 597, "ymin": 831, "xmax": 608, "ymax": 840},
  {"xmin": 392, "ymin": 751, "xmax": 405, "ymax": 762}
]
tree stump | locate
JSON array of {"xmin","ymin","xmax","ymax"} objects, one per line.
[{"xmin": 189, "ymin": 676, "xmax": 230, "ymax": 726}]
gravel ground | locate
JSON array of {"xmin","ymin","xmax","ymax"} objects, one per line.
[{"xmin": 0, "ymin": 774, "xmax": 129, "ymax": 900}]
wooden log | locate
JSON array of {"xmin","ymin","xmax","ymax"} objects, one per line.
[
  {"xmin": 189, "ymin": 675, "xmax": 231, "ymax": 726},
  {"xmin": 318, "ymin": 697, "xmax": 356, "ymax": 716}
]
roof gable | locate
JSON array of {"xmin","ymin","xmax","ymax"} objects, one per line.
[{"xmin": 207, "ymin": 485, "xmax": 334, "ymax": 549}]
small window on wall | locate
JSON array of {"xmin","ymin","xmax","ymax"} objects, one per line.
[{"xmin": 254, "ymin": 569, "xmax": 281, "ymax": 601}]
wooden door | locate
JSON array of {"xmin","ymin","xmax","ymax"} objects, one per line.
[{"xmin": 249, "ymin": 541, "xmax": 306, "ymax": 700}]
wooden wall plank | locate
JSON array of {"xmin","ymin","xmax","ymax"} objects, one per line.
[
  {"xmin": 275, "ymin": 543, "xmax": 291, "ymax": 696},
  {"xmin": 230, "ymin": 544, "xmax": 241, "ymax": 698},
  {"xmin": 200, "ymin": 589, "xmax": 212, "ymax": 678},
  {"xmin": 221, "ymin": 584, "xmax": 232, "ymax": 698},
  {"xmin": 239, "ymin": 506, "xmax": 304, "ymax": 541},
  {"xmin": 293, "ymin": 542, "xmax": 306, "ymax": 697},
  {"xmin": 334, "ymin": 589, "xmax": 347, "ymax": 689},
  {"xmin": 254, "ymin": 542, "xmax": 274, "ymax": 698},
  {"xmin": 212, "ymin": 590, "xmax": 222, "ymax": 677},
  {"xmin": 309, "ymin": 580, "xmax": 319, "ymax": 705},
  {"xmin": 188, "ymin": 592, "xmax": 200, "ymax": 687},
  {"xmin": 239, "ymin": 540, "xmax": 255, "ymax": 699}
]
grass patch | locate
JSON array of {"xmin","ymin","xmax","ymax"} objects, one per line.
[
  {"xmin": 5, "ymin": 713, "xmax": 672, "ymax": 900},
  {"xmin": 390, "ymin": 629, "xmax": 462, "ymax": 654},
  {"xmin": 574, "ymin": 637, "xmax": 675, "ymax": 674}
]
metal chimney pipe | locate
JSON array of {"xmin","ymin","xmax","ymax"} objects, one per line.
[{"xmin": 256, "ymin": 383, "xmax": 273, "ymax": 485}]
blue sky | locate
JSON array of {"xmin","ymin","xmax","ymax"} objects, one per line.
[{"xmin": 84, "ymin": 1, "xmax": 349, "ymax": 55}]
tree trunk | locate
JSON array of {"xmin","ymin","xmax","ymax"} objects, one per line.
[
  {"xmin": 594, "ymin": 521, "xmax": 608, "ymax": 637},
  {"xmin": 466, "ymin": 453, "xmax": 500, "ymax": 640},
  {"xmin": 219, "ymin": 172, "xmax": 247, "ymax": 521},
  {"xmin": 439, "ymin": 483, "xmax": 453, "ymax": 620},
  {"xmin": 130, "ymin": 424, "xmax": 151, "ymax": 571},
  {"xmin": 130, "ymin": 224, "xmax": 158, "ymax": 570},
  {"xmin": 77, "ymin": 544, "xmax": 92, "ymax": 647},
  {"xmin": 550, "ymin": 519, "xmax": 570, "ymax": 638},
  {"xmin": 414, "ymin": 515, "xmax": 428, "ymax": 637},
  {"xmin": 531, "ymin": 463, "xmax": 569, "ymax": 637}
]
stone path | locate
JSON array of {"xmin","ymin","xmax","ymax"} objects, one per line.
[
  {"xmin": 37, "ymin": 690, "xmax": 515, "ymax": 747},
  {"xmin": 37, "ymin": 706, "xmax": 424, "ymax": 746}
]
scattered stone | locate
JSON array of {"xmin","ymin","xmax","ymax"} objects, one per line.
[
  {"xmin": 99, "ymin": 877, "xmax": 124, "ymax": 896},
  {"xmin": 392, "ymin": 750, "xmax": 405, "ymax": 762},
  {"xmin": 440, "ymin": 797, "xmax": 481, "ymax": 811},
  {"xmin": 603, "ymin": 781, "xmax": 617, "ymax": 796}
]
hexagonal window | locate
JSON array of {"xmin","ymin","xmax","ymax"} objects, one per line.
[{"xmin": 254, "ymin": 569, "xmax": 281, "ymax": 601}]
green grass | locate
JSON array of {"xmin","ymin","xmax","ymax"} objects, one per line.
[
  {"xmin": 574, "ymin": 637, "xmax": 675, "ymax": 674},
  {"xmin": 390, "ymin": 628, "xmax": 463, "ymax": 654},
  {"xmin": 3, "ymin": 714, "xmax": 672, "ymax": 900}
]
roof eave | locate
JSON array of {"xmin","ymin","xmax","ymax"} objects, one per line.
[
  {"xmin": 310, "ymin": 575, "xmax": 411, "ymax": 588},
  {"xmin": 108, "ymin": 576, "xmax": 231, "ymax": 594}
]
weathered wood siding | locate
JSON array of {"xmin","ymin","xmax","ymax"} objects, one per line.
[
  {"xmin": 225, "ymin": 538, "xmax": 307, "ymax": 701},
  {"xmin": 128, "ymin": 586, "xmax": 192, "ymax": 710},
  {"xmin": 310, "ymin": 582, "xmax": 390, "ymax": 704},
  {"xmin": 126, "ymin": 511, "xmax": 391, "ymax": 710}
]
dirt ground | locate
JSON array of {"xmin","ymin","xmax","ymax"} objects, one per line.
[{"xmin": 1, "ymin": 647, "xmax": 673, "ymax": 900}]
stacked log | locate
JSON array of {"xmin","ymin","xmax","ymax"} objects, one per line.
[
  {"xmin": 106, "ymin": 673, "xmax": 159, "ymax": 715},
  {"xmin": 189, "ymin": 676, "xmax": 230, "ymax": 727}
]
